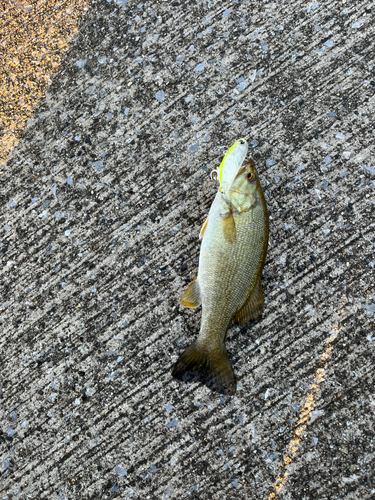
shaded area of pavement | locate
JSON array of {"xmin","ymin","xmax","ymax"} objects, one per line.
[{"xmin": 1, "ymin": 0, "xmax": 374, "ymax": 499}]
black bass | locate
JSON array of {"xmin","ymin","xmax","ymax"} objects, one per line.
[{"xmin": 172, "ymin": 139, "xmax": 269, "ymax": 395}]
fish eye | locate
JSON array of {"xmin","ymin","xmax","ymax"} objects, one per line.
[
  {"xmin": 247, "ymin": 172, "xmax": 254, "ymax": 181},
  {"xmin": 239, "ymin": 139, "xmax": 245, "ymax": 145}
]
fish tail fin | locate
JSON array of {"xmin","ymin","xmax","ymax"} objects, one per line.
[{"xmin": 172, "ymin": 342, "xmax": 236, "ymax": 395}]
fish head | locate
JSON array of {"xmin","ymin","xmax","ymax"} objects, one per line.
[
  {"xmin": 227, "ymin": 158, "xmax": 259, "ymax": 211},
  {"xmin": 217, "ymin": 138, "xmax": 248, "ymax": 194}
]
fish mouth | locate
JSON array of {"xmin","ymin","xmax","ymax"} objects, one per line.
[
  {"xmin": 230, "ymin": 158, "xmax": 257, "ymax": 181},
  {"xmin": 241, "ymin": 158, "xmax": 255, "ymax": 169}
]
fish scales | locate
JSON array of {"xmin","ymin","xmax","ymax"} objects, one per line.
[
  {"xmin": 199, "ymin": 194, "xmax": 266, "ymax": 349},
  {"xmin": 172, "ymin": 140, "xmax": 269, "ymax": 395}
]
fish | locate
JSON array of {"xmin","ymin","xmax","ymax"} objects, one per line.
[{"xmin": 172, "ymin": 143, "xmax": 269, "ymax": 395}]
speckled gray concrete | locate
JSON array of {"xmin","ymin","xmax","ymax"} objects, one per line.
[{"xmin": 1, "ymin": 1, "xmax": 375, "ymax": 499}]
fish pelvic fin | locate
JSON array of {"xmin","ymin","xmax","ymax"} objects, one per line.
[
  {"xmin": 220, "ymin": 210, "xmax": 236, "ymax": 243},
  {"xmin": 172, "ymin": 342, "xmax": 236, "ymax": 396},
  {"xmin": 180, "ymin": 277, "xmax": 201, "ymax": 308},
  {"xmin": 234, "ymin": 277, "xmax": 264, "ymax": 325}
]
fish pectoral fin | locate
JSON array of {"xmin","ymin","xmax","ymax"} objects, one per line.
[
  {"xmin": 180, "ymin": 276, "xmax": 201, "ymax": 308},
  {"xmin": 172, "ymin": 342, "xmax": 236, "ymax": 396},
  {"xmin": 234, "ymin": 277, "xmax": 264, "ymax": 325},
  {"xmin": 220, "ymin": 210, "xmax": 236, "ymax": 243},
  {"xmin": 199, "ymin": 217, "xmax": 208, "ymax": 240}
]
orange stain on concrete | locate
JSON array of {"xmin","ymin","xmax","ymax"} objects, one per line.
[
  {"xmin": 0, "ymin": 0, "xmax": 90, "ymax": 169},
  {"xmin": 267, "ymin": 326, "xmax": 339, "ymax": 499}
]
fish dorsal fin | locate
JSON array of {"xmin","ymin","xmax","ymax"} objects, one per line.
[
  {"xmin": 199, "ymin": 217, "xmax": 208, "ymax": 240},
  {"xmin": 221, "ymin": 210, "xmax": 236, "ymax": 243},
  {"xmin": 234, "ymin": 277, "xmax": 264, "ymax": 325},
  {"xmin": 180, "ymin": 276, "xmax": 201, "ymax": 308}
]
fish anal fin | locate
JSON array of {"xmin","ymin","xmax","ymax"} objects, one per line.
[
  {"xmin": 221, "ymin": 210, "xmax": 236, "ymax": 243},
  {"xmin": 199, "ymin": 217, "xmax": 208, "ymax": 240},
  {"xmin": 172, "ymin": 342, "xmax": 236, "ymax": 395},
  {"xmin": 234, "ymin": 277, "xmax": 264, "ymax": 325},
  {"xmin": 180, "ymin": 276, "xmax": 201, "ymax": 308}
]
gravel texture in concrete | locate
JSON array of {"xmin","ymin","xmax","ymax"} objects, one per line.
[{"xmin": 1, "ymin": 0, "xmax": 375, "ymax": 499}]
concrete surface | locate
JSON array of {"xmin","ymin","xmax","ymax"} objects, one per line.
[
  {"xmin": 1, "ymin": 0, "xmax": 375, "ymax": 499},
  {"xmin": 0, "ymin": 0, "xmax": 89, "ymax": 166}
]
